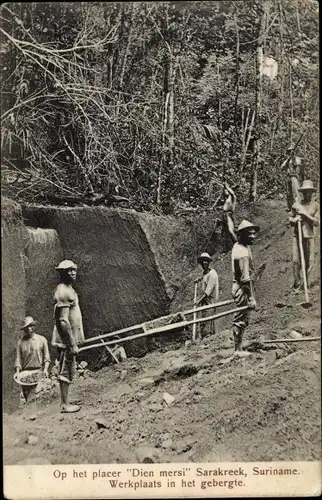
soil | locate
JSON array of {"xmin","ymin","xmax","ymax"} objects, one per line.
[{"xmin": 3, "ymin": 200, "xmax": 321, "ymax": 465}]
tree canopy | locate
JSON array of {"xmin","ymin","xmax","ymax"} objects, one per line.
[{"xmin": 0, "ymin": 1, "xmax": 319, "ymax": 213}]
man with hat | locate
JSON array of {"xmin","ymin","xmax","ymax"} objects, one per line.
[
  {"xmin": 289, "ymin": 180, "xmax": 319, "ymax": 289},
  {"xmin": 52, "ymin": 259, "xmax": 85, "ymax": 413},
  {"xmin": 194, "ymin": 252, "xmax": 219, "ymax": 339},
  {"xmin": 15, "ymin": 316, "xmax": 50, "ymax": 403},
  {"xmin": 231, "ymin": 220, "xmax": 259, "ymax": 356}
]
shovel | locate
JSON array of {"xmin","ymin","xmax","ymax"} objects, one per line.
[{"xmin": 297, "ymin": 220, "xmax": 312, "ymax": 309}]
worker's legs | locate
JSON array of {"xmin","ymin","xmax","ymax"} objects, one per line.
[
  {"xmin": 57, "ymin": 349, "xmax": 80, "ymax": 413},
  {"xmin": 292, "ymin": 236, "xmax": 301, "ymax": 289},
  {"xmin": 306, "ymin": 238, "xmax": 315, "ymax": 286},
  {"xmin": 22, "ymin": 386, "xmax": 33, "ymax": 403},
  {"xmin": 232, "ymin": 284, "xmax": 250, "ymax": 354},
  {"xmin": 59, "ymin": 380, "xmax": 69, "ymax": 406}
]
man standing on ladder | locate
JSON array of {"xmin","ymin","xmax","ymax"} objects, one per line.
[
  {"xmin": 282, "ymin": 144, "xmax": 304, "ymax": 210},
  {"xmin": 289, "ymin": 180, "xmax": 319, "ymax": 290},
  {"xmin": 222, "ymin": 183, "xmax": 237, "ymax": 253},
  {"xmin": 231, "ymin": 220, "xmax": 259, "ymax": 357},
  {"xmin": 194, "ymin": 252, "xmax": 219, "ymax": 340},
  {"xmin": 52, "ymin": 260, "xmax": 85, "ymax": 414}
]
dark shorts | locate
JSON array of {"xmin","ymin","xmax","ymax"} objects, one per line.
[
  {"xmin": 232, "ymin": 283, "xmax": 250, "ymax": 331},
  {"xmin": 57, "ymin": 348, "xmax": 76, "ymax": 384}
]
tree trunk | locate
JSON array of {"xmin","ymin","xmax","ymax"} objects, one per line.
[
  {"xmin": 233, "ymin": 11, "xmax": 240, "ymax": 129},
  {"xmin": 249, "ymin": 3, "xmax": 268, "ymax": 202}
]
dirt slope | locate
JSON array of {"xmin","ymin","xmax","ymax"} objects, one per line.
[{"xmin": 3, "ymin": 200, "xmax": 321, "ymax": 465}]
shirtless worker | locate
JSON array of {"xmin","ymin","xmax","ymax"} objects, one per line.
[
  {"xmin": 231, "ymin": 220, "xmax": 259, "ymax": 357},
  {"xmin": 222, "ymin": 183, "xmax": 237, "ymax": 253},
  {"xmin": 52, "ymin": 260, "xmax": 85, "ymax": 413},
  {"xmin": 282, "ymin": 144, "xmax": 304, "ymax": 210},
  {"xmin": 15, "ymin": 316, "xmax": 50, "ymax": 403},
  {"xmin": 194, "ymin": 252, "xmax": 219, "ymax": 339},
  {"xmin": 289, "ymin": 180, "xmax": 320, "ymax": 290}
]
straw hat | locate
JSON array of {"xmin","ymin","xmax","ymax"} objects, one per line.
[
  {"xmin": 20, "ymin": 316, "xmax": 36, "ymax": 330},
  {"xmin": 55, "ymin": 259, "xmax": 77, "ymax": 270},
  {"xmin": 298, "ymin": 180, "xmax": 316, "ymax": 192},
  {"xmin": 237, "ymin": 220, "xmax": 259, "ymax": 233},
  {"xmin": 197, "ymin": 252, "xmax": 213, "ymax": 263}
]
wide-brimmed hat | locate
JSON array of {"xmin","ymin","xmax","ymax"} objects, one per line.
[
  {"xmin": 20, "ymin": 316, "xmax": 36, "ymax": 330},
  {"xmin": 237, "ymin": 220, "xmax": 259, "ymax": 233},
  {"xmin": 298, "ymin": 180, "xmax": 316, "ymax": 192},
  {"xmin": 197, "ymin": 252, "xmax": 213, "ymax": 263},
  {"xmin": 55, "ymin": 259, "xmax": 77, "ymax": 270}
]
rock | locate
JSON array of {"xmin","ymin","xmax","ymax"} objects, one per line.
[
  {"xmin": 120, "ymin": 370, "xmax": 127, "ymax": 380},
  {"xmin": 162, "ymin": 392, "xmax": 175, "ymax": 405},
  {"xmin": 95, "ymin": 419, "xmax": 109, "ymax": 430},
  {"xmin": 185, "ymin": 340, "xmax": 192, "ymax": 349},
  {"xmin": 27, "ymin": 415, "xmax": 37, "ymax": 421},
  {"xmin": 16, "ymin": 457, "xmax": 51, "ymax": 465},
  {"xmin": 161, "ymin": 439, "xmax": 173, "ymax": 449},
  {"xmin": 139, "ymin": 378, "xmax": 155, "ymax": 389},
  {"xmin": 135, "ymin": 446, "xmax": 160, "ymax": 464},
  {"xmin": 26, "ymin": 435, "xmax": 39, "ymax": 445},
  {"xmin": 79, "ymin": 361, "xmax": 88, "ymax": 369},
  {"xmin": 289, "ymin": 330, "xmax": 302, "ymax": 339}
]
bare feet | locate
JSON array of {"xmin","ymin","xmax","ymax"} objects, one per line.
[
  {"xmin": 234, "ymin": 350, "xmax": 252, "ymax": 358},
  {"xmin": 61, "ymin": 404, "xmax": 81, "ymax": 413}
]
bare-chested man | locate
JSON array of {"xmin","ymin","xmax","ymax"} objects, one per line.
[
  {"xmin": 231, "ymin": 220, "xmax": 259, "ymax": 356},
  {"xmin": 289, "ymin": 180, "xmax": 320, "ymax": 289},
  {"xmin": 52, "ymin": 260, "xmax": 85, "ymax": 413},
  {"xmin": 194, "ymin": 252, "xmax": 219, "ymax": 339},
  {"xmin": 222, "ymin": 183, "xmax": 237, "ymax": 253}
]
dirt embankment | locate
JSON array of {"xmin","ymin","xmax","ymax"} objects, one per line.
[
  {"xmin": 3, "ymin": 202, "xmax": 213, "ymax": 411},
  {"xmin": 3, "ymin": 200, "xmax": 321, "ymax": 465}
]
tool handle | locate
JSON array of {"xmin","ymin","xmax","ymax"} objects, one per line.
[
  {"xmin": 192, "ymin": 282, "xmax": 198, "ymax": 341},
  {"xmin": 297, "ymin": 220, "xmax": 310, "ymax": 303}
]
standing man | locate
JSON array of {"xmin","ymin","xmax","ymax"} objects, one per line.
[
  {"xmin": 289, "ymin": 180, "xmax": 320, "ymax": 289},
  {"xmin": 282, "ymin": 145, "xmax": 303, "ymax": 210},
  {"xmin": 231, "ymin": 220, "xmax": 259, "ymax": 357},
  {"xmin": 15, "ymin": 316, "xmax": 50, "ymax": 403},
  {"xmin": 222, "ymin": 183, "xmax": 237, "ymax": 253},
  {"xmin": 194, "ymin": 252, "xmax": 219, "ymax": 339},
  {"xmin": 52, "ymin": 260, "xmax": 85, "ymax": 413}
]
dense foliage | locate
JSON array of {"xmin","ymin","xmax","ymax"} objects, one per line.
[{"xmin": 0, "ymin": 1, "xmax": 319, "ymax": 213}]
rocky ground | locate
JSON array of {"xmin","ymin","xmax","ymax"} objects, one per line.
[{"xmin": 3, "ymin": 200, "xmax": 321, "ymax": 465}]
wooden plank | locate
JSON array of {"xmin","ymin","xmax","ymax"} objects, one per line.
[{"xmin": 262, "ymin": 337, "xmax": 320, "ymax": 344}]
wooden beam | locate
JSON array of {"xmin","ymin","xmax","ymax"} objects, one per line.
[
  {"xmin": 81, "ymin": 298, "xmax": 235, "ymax": 346},
  {"xmin": 262, "ymin": 337, "xmax": 320, "ymax": 344},
  {"xmin": 79, "ymin": 306, "xmax": 248, "ymax": 353}
]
